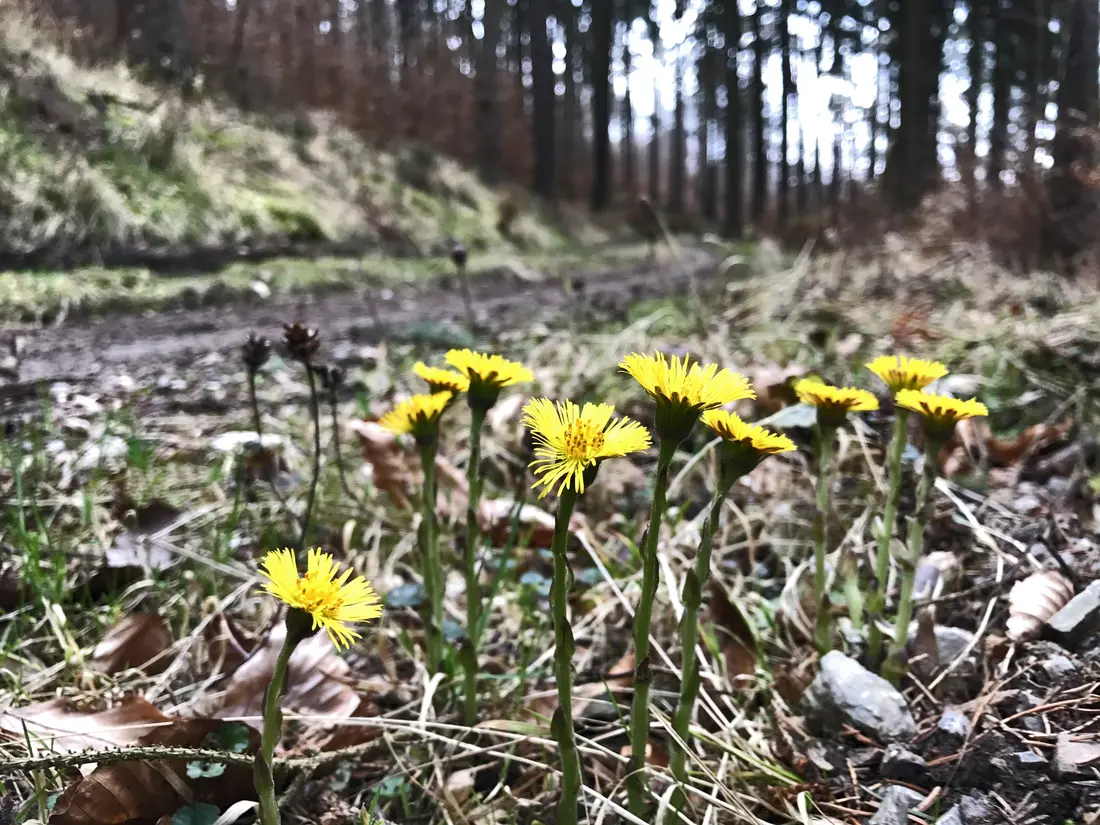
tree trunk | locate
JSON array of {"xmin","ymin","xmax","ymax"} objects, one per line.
[
  {"xmin": 725, "ymin": 0, "xmax": 744, "ymax": 236},
  {"xmin": 778, "ymin": 0, "xmax": 792, "ymax": 226},
  {"xmin": 529, "ymin": 0, "xmax": 556, "ymax": 197},
  {"xmin": 560, "ymin": 2, "xmax": 580, "ymax": 198},
  {"xmin": 988, "ymin": 3, "xmax": 1009, "ymax": 190},
  {"xmin": 750, "ymin": 1, "xmax": 767, "ymax": 225},
  {"xmin": 965, "ymin": 0, "xmax": 984, "ymax": 204},
  {"xmin": 668, "ymin": 54, "xmax": 686, "ymax": 213},
  {"xmin": 478, "ymin": 0, "xmax": 503, "ymax": 186},
  {"xmin": 590, "ymin": 0, "xmax": 614, "ymax": 210},
  {"xmin": 622, "ymin": 27, "xmax": 636, "ymax": 196},
  {"xmin": 649, "ymin": 76, "xmax": 661, "ymax": 201},
  {"xmin": 1044, "ymin": 0, "xmax": 1100, "ymax": 261}
]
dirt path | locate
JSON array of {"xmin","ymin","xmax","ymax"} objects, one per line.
[{"xmin": 11, "ymin": 248, "xmax": 718, "ymax": 392}]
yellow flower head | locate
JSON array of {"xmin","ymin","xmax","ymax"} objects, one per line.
[
  {"xmin": 704, "ymin": 409, "xmax": 797, "ymax": 484},
  {"xmin": 413, "ymin": 361, "xmax": 470, "ymax": 394},
  {"xmin": 702, "ymin": 409, "xmax": 797, "ymax": 455},
  {"xmin": 446, "ymin": 349, "xmax": 533, "ymax": 409},
  {"xmin": 894, "ymin": 389, "xmax": 988, "ymax": 439},
  {"xmin": 378, "ymin": 391, "xmax": 453, "ymax": 443},
  {"xmin": 620, "ymin": 352, "xmax": 755, "ymax": 443},
  {"xmin": 866, "ymin": 354, "xmax": 948, "ymax": 394},
  {"xmin": 261, "ymin": 548, "xmax": 382, "ymax": 649},
  {"xmin": 795, "ymin": 379, "xmax": 879, "ymax": 428},
  {"xmin": 523, "ymin": 398, "xmax": 651, "ymax": 498}
]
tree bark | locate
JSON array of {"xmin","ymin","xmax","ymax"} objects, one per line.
[
  {"xmin": 478, "ymin": 0, "xmax": 503, "ymax": 186},
  {"xmin": 778, "ymin": 0, "xmax": 793, "ymax": 226},
  {"xmin": 750, "ymin": 1, "xmax": 767, "ymax": 225},
  {"xmin": 530, "ymin": 0, "xmax": 556, "ymax": 197},
  {"xmin": 668, "ymin": 54, "xmax": 686, "ymax": 213},
  {"xmin": 724, "ymin": 0, "xmax": 744, "ymax": 236},
  {"xmin": 590, "ymin": 0, "xmax": 614, "ymax": 210}
]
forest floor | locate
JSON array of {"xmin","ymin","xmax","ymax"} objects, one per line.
[{"xmin": 2, "ymin": 237, "xmax": 1100, "ymax": 825}]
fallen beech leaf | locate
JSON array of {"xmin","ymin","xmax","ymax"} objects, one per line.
[
  {"xmin": 706, "ymin": 582, "xmax": 757, "ymax": 683},
  {"xmin": 92, "ymin": 613, "xmax": 173, "ymax": 675},
  {"xmin": 986, "ymin": 419, "xmax": 1074, "ymax": 467},
  {"xmin": 619, "ymin": 740, "xmax": 669, "ymax": 769},
  {"xmin": 477, "ymin": 498, "xmax": 586, "ymax": 548},
  {"xmin": 525, "ymin": 651, "xmax": 633, "ymax": 721},
  {"xmin": 745, "ymin": 362, "xmax": 807, "ymax": 415},
  {"xmin": 214, "ymin": 624, "xmax": 359, "ymax": 725},
  {"xmin": 1006, "ymin": 570, "xmax": 1075, "ymax": 642},
  {"xmin": 50, "ymin": 718, "xmax": 259, "ymax": 825},
  {"xmin": 908, "ymin": 607, "xmax": 940, "ymax": 684},
  {"xmin": 348, "ymin": 420, "xmax": 417, "ymax": 509},
  {"xmin": 0, "ymin": 696, "xmax": 171, "ymax": 760}
]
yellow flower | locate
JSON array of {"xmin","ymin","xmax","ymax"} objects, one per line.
[
  {"xmin": 894, "ymin": 389, "xmax": 988, "ymax": 439},
  {"xmin": 866, "ymin": 355, "xmax": 948, "ymax": 394},
  {"xmin": 413, "ymin": 362, "xmax": 470, "ymax": 394},
  {"xmin": 446, "ymin": 349, "xmax": 533, "ymax": 409},
  {"xmin": 620, "ymin": 352, "xmax": 755, "ymax": 443},
  {"xmin": 523, "ymin": 398, "xmax": 651, "ymax": 498},
  {"xmin": 795, "ymin": 379, "xmax": 878, "ymax": 427},
  {"xmin": 378, "ymin": 391, "xmax": 453, "ymax": 442},
  {"xmin": 261, "ymin": 548, "xmax": 382, "ymax": 649},
  {"xmin": 702, "ymin": 409, "xmax": 797, "ymax": 455}
]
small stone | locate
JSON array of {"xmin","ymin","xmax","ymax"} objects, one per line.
[
  {"xmin": 802, "ymin": 651, "xmax": 917, "ymax": 743},
  {"xmin": 937, "ymin": 708, "xmax": 971, "ymax": 739},
  {"xmin": 1054, "ymin": 732, "xmax": 1100, "ymax": 778},
  {"xmin": 870, "ymin": 785, "xmax": 926, "ymax": 825},
  {"xmin": 443, "ymin": 767, "xmax": 476, "ymax": 805},
  {"xmin": 1011, "ymin": 750, "xmax": 1048, "ymax": 770},
  {"xmin": 938, "ymin": 794, "xmax": 994, "ymax": 825},
  {"xmin": 1041, "ymin": 654, "xmax": 1079, "ymax": 680},
  {"xmin": 934, "ymin": 626, "xmax": 977, "ymax": 664},
  {"xmin": 250, "ymin": 279, "xmax": 272, "ymax": 300},
  {"xmin": 1012, "ymin": 492, "xmax": 1043, "ymax": 514},
  {"xmin": 1046, "ymin": 581, "xmax": 1100, "ymax": 650},
  {"xmin": 880, "ymin": 743, "xmax": 927, "ymax": 781}
]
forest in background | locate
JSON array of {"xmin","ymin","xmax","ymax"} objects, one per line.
[{"xmin": 22, "ymin": 0, "xmax": 1100, "ymax": 268}]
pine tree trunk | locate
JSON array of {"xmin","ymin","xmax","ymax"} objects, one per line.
[
  {"xmin": 561, "ymin": 2, "xmax": 579, "ymax": 198},
  {"xmin": 649, "ymin": 75, "xmax": 661, "ymax": 201},
  {"xmin": 725, "ymin": 0, "xmax": 744, "ymax": 236},
  {"xmin": 590, "ymin": 0, "xmax": 614, "ymax": 210},
  {"xmin": 478, "ymin": 0, "xmax": 503, "ymax": 186},
  {"xmin": 751, "ymin": 1, "xmax": 767, "ymax": 224},
  {"xmin": 778, "ymin": 0, "xmax": 792, "ymax": 226},
  {"xmin": 668, "ymin": 55, "xmax": 686, "ymax": 214},
  {"xmin": 965, "ymin": 0, "xmax": 983, "ymax": 201},
  {"xmin": 622, "ymin": 34, "xmax": 636, "ymax": 196},
  {"xmin": 530, "ymin": 0, "xmax": 556, "ymax": 197},
  {"xmin": 988, "ymin": 2, "xmax": 1009, "ymax": 190}
]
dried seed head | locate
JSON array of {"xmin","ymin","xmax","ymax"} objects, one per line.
[
  {"xmin": 242, "ymin": 332, "xmax": 272, "ymax": 373},
  {"xmin": 314, "ymin": 364, "xmax": 345, "ymax": 393},
  {"xmin": 283, "ymin": 322, "xmax": 321, "ymax": 362},
  {"xmin": 451, "ymin": 242, "xmax": 468, "ymax": 269}
]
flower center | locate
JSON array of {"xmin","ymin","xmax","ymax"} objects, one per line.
[
  {"xmin": 563, "ymin": 419, "xmax": 605, "ymax": 461},
  {"xmin": 296, "ymin": 574, "xmax": 343, "ymax": 615}
]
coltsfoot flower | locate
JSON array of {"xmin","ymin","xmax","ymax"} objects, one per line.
[
  {"xmin": 446, "ymin": 349, "xmax": 533, "ymax": 409},
  {"xmin": 413, "ymin": 362, "xmax": 470, "ymax": 394},
  {"xmin": 703, "ymin": 409, "xmax": 797, "ymax": 483},
  {"xmin": 795, "ymin": 379, "xmax": 879, "ymax": 428},
  {"xmin": 866, "ymin": 355, "xmax": 948, "ymax": 394},
  {"xmin": 620, "ymin": 352, "xmax": 755, "ymax": 443},
  {"xmin": 523, "ymin": 398, "xmax": 651, "ymax": 497},
  {"xmin": 261, "ymin": 548, "xmax": 382, "ymax": 648},
  {"xmin": 379, "ymin": 391, "xmax": 454, "ymax": 443},
  {"xmin": 894, "ymin": 389, "xmax": 988, "ymax": 439}
]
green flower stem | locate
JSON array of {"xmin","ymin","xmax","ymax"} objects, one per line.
[
  {"xmin": 253, "ymin": 620, "xmax": 305, "ymax": 825},
  {"xmin": 883, "ymin": 439, "xmax": 940, "ymax": 685},
  {"xmin": 462, "ymin": 405, "xmax": 488, "ymax": 726},
  {"xmin": 812, "ymin": 424, "xmax": 837, "ymax": 655},
  {"xmin": 549, "ymin": 487, "xmax": 581, "ymax": 825},
  {"xmin": 667, "ymin": 480, "xmax": 731, "ymax": 822},
  {"xmin": 627, "ymin": 438, "xmax": 679, "ymax": 819},
  {"xmin": 418, "ymin": 441, "xmax": 444, "ymax": 674},
  {"xmin": 868, "ymin": 408, "xmax": 909, "ymax": 663},
  {"xmin": 298, "ymin": 359, "xmax": 323, "ymax": 553}
]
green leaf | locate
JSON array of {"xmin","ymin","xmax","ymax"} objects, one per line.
[
  {"xmin": 211, "ymin": 722, "xmax": 251, "ymax": 753},
  {"xmin": 376, "ymin": 774, "xmax": 409, "ymax": 799},
  {"xmin": 385, "ymin": 582, "xmax": 425, "ymax": 609},
  {"xmin": 172, "ymin": 804, "xmax": 221, "ymax": 825}
]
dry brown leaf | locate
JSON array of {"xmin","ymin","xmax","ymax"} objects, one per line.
[
  {"xmin": 745, "ymin": 362, "xmax": 807, "ymax": 415},
  {"xmin": 487, "ymin": 392, "xmax": 525, "ymax": 435},
  {"xmin": 986, "ymin": 419, "xmax": 1074, "ymax": 467},
  {"xmin": 91, "ymin": 613, "xmax": 173, "ymax": 675},
  {"xmin": 705, "ymin": 582, "xmax": 757, "ymax": 683},
  {"xmin": 908, "ymin": 607, "xmax": 940, "ymax": 683},
  {"xmin": 619, "ymin": 740, "xmax": 669, "ymax": 769},
  {"xmin": 525, "ymin": 650, "xmax": 634, "ymax": 722},
  {"xmin": 1006, "ymin": 570, "xmax": 1075, "ymax": 642},
  {"xmin": 0, "ymin": 696, "xmax": 171, "ymax": 758},
  {"xmin": 477, "ymin": 498, "xmax": 586, "ymax": 549},
  {"xmin": 51, "ymin": 717, "xmax": 259, "ymax": 825},
  {"xmin": 213, "ymin": 624, "xmax": 359, "ymax": 727},
  {"xmin": 349, "ymin": 420, "xmax": 418, "ymax": 509}
]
